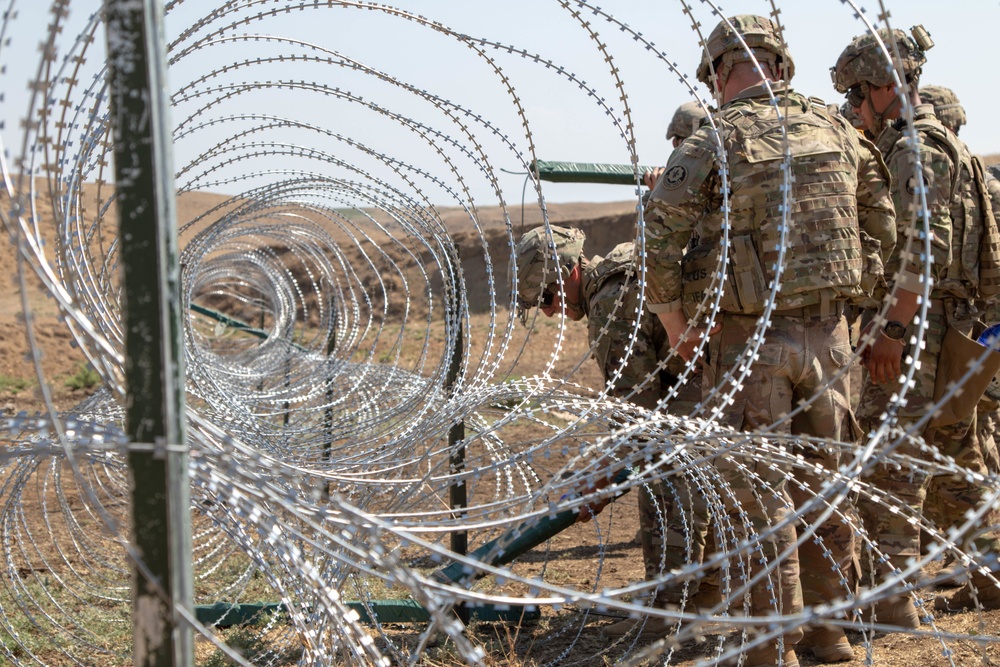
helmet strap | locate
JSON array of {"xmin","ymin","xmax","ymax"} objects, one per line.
[{"xmin": 862, "ymin": 81, "xmax": 900, "ymax": 137}]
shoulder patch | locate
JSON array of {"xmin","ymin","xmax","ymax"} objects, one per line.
[
  {"xmin": 905, "ymin": 175, "xmax": 918, "ymax": 196},
  {"xmin": 662, "ymin": 164, "xmax": 688, "ymax": 189}
]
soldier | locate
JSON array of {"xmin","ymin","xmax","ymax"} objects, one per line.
[
  {"xmin": 915, "ymin": 88, "xmax": 1000, "ymax": 583},
  {"xmin": 515, "ymin": 225, "xmax": 709, "ymax": 638},
  {"xmin": 666, "ymin": 100, "xmax": 709, "ymax": 148},
  {"xmin": 644, "ymin": 15, "xmax": 895, "ymax": 666},
  {"xmin": 833, "ymin": 27, "xmax": 1000, "ymax": 618},
  {"xmin": 919, "ymin": 85, "xmax": 967, "ymax": 136}
]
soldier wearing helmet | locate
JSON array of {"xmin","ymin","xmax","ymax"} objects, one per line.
[
  {"xmin": 666, "ymin": 101, "xmax": 709, "ymax": 148},
  {"xmin": 916, "ymin": 87, "xmax": 1000, "ymax": 585},
  {"xmin": 643, "ymin": 14, "xmax": 896, "ymax": 665},
  {"xmin": 515, "ymin": 224, "xmax": 710, "ymax": 631},
  {"xmin": 834, "ymin": 27, "xmax": 1000, "ymax": 618},
  {"xmin": 920, "ymin": 85, "xmax": 967, "ymax": 135},
  {"xmin": 832, "ymin": 26, "xmax": 929, "ymax": 137}
]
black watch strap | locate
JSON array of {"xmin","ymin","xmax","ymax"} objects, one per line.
[{"xmin": 882, "ymin": 320, "xmax": 906, "ymax": 340}]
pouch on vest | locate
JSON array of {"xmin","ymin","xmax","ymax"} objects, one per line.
[
  {"xmin": 972, "ymin": 155, "xmax": 1000, "ymax": 298},
  {"xmin": 857, "ymin": 230, "xmax": 885, "ymax": 302},
  {"xmin": 681, "ymin": 235, "xmax": 768, "ymax": 319},
  {"xmin": 929, "ymin": 321, "xmax": 1000, "ymax": 428}
]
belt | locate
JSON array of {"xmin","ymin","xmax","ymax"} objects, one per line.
[{"xmin": 772, "ymin": 300, "xmax": 846, "ymax": 320}]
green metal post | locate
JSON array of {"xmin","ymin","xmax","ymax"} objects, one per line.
[
  {"xmin": 446, "ymin": 281, "xmax": 468, "ymax": 624},
  {"xmin": 104, "ymin": 1, "xmax": 193, "ymax": 665}
]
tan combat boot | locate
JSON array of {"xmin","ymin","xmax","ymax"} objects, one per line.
[
  {"xmin": 600, "ymin": 615, "xmax": 676, "ymax": 640},
  {"xmin": 861, "ymin": 597, "xmax": 920, "ymax": 629},
  {"xmin": 935, "ymin": 573, "xmax": 1000, "ymax": 612},
  {"xmin": 797, "ymin": 625, "xmax": 853, "ymax": 663},
  {"xmin": 601, "ymin": 582, "xmax": 724, "ymax": 640},
  {"xmin": 740, "ymin": 644, "xmax": 800, "ymax": 667}
]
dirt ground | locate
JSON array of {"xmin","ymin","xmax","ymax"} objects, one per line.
[{"xmin": 4, "ymin": 160, "xmax": 1000, "ymax": 665}]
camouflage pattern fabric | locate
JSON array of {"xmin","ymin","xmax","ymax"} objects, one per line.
[
  {"xmin": 926, "ymin": 166, "xmax": 1000, "ymax": 532},
  {"xmin": 696, "ymin": 14, "xmax": 795, "ymax": 86},
  {"xmin": 642, "ymin": 80, "xmax": 893, "ymax": 629},
  {"xmin": 666, "ymin": 101, "xmax": 709, "ymax": 141},
  {"xmin": 704, "ymin": 312, "xmax": 856, "ymax": 611},
  {"xmin": 857, "ymin": 112, "xmax": 1000, "ymax": 578},
  {"xmin": 516, "ymin": 235, "xmax": 708, "ymax": 606},
  {"xmin": 873, "ymin": 107, "xmax": 989, "ymax": 302},
  {"xmin": 514, "ymin": 225, "xmax": 586, "ymax": 320},
  {"xmin": 832, "ymin": 27, "xmax": 926, "ymax": 92},
  {"xmin": 920, "ymin": 85, "xmax": 966, "ymax": 135},
  {"xmin": 643, "ymin": 83, "xmax": 895, "ymax": 314},
  {"xmin": 581, "ymin": 245, "xmax": 707, "ymax": 605}
]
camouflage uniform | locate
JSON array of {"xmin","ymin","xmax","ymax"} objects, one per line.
[
  {"xmin": 515, "ymin": 226, "xmax": 705, "ymax": 609},
  {"xmin": 580, "ymin": 243, "xmax": 710, "ymax": 605},
  {"xmin": 666, "ymin": 101, "xmax": 709, "ymax": 143},
  {"xmin": 918, "ymin": 94, "xmax": 1000, "ymax": 539},
  {"xmin": 984, "ymin": 168, "xmax": 1000, "ymax": 477},
  {"xmin": 644, "ymin": 16, "xmax": 896, "ymax": 650},
  {"xmin": 919, "ymin": 85, "xmax": 966, "ymax": 135},
  {"xmin": 834, "ymin": 34, "xmax": 1000, "ymax": 594}
]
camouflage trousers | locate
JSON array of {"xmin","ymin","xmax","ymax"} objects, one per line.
[
  {"xmin": 589, "ymin": 274, "xmax": 705, "ymax": 603},
  {"xmin": 589, "ymin": 274, "xmax": 701, "ymax": 414},
  {"xmin": 701, "ymin": 311, "xmax": 857, "ymax": 615},
  {"xmin": 856, "ymin": 311, "xmax": 1000, "ymax": 574},
  {"xmin": 925, "ymin": 396, "xmax": 1000, "ymax": 531},
  {"xmin": 642, "ymin": 310, "xmax": 870, "ymax": 627}
]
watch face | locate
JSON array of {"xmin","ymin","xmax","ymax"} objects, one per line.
[{"xmin": 884, "ymin": 321, "xmax": 907, "ymax": 339}]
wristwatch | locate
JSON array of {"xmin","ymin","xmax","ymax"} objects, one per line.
[{"xmin": 882, "ymin": 320, "xmax": 907, "ymax": 340}]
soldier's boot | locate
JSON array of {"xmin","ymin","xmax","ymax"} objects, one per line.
[
  {"xmin": 861, "ymin": 597, "xmax": 920, "ymax": 629},
  {"xmin": 797, "ymin": 626, "xmax": 853, "ymax": 663},
  {"xmin": 934, "ymin": 572, "xmax": 1000, "ymax": 612},
  {"xmin": 690, "ymin": 581, "xmax": 722, "ymax": 610},
  {"xmin": 601, "ymin": 615, "xmax": 676, "ymax": 640},
  {"xmin": 932, "ymin": 554, "xmax": 967, "ymax": 589},
  {"xmin": 738, "ymin": 644, "xmax": 800, "ymax": 667},
  {"xmin": 602, "ymin": 582, "xmax": 725, "ymax": 640}
]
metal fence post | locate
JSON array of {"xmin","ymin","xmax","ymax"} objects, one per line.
[
  {"xmin": 446, "ymin": 280, "xmax": 468, "ymax": 624},
  {"xmin": 104, "ymin": 1, "xmax": 193, "ymax": 665}
]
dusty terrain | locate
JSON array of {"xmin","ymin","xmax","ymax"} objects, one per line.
[{"xmin": 4, "ymin": 154, "xmax": 1000, "ymax": 665}]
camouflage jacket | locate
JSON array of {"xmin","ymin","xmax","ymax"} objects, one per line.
[
  {"xmin": 580, "ymin": 243, "xmax": 670, "ymax": 382},
  {"xmin": 642, "ymin": 82, "xmax": 895, "ymax": 314},
  {"xmin": 874, "ymin": 104, "xmax": 990, "ymax": 302},
  {"xmin": 579, "ymin": 242, "xmax": 641, "ymax": 329}
]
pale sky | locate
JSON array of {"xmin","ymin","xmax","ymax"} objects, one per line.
[{"xmin": 1, "ymin": 1, "xmax": 997, "ymax": 206}]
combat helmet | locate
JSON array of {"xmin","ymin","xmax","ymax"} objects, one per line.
[
  {"xmin": 696, "ymin": 15, "xmax": 795, "ymax": 88},
  {"xmin": 515, "ymin": 225, "xmax": 585, "ymax": 322},
  {"xmin": 920, "ymin": 85, "xmax": 966, "ymax": 135},
  {"xmin": 666, "ymin": 101, "xmax": 709, "ymax": 141},
  {"xmin": 832, "ymin": 26, "xmax": 932, "ymax": 94}
]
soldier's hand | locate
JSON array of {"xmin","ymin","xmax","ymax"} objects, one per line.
[
  {"xmin": 864, "ymin": 330, "xmax": 904, "ymax": 385},
  {"xmin": 575, "ymin": 472, "xmax": 615, "ymax": 523},
  {"xmin": 643, "ymin": 167, "xmax": 665, "ymax": 190},
  {"xmin": 657, "ymin": 310, "xmax": 718, "ymax": 364},
  {"xmin": 668, "ymin": 325, "xmax": 720, "ymax": 364}
]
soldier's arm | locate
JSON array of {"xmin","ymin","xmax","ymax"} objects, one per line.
[
  {"xmin": 856, "ymin": 136, "xmax": 896, "ymax": 266},
  {"xmin": 641, "ymin": 132, "xmax": 717, "ymax": 360},
  {"xmin": 888, "ymin": 142, "xmax": 953, "ymax": 291},
  {"xmin": 641, "ymin": 133, "xmax": 716, "ymax": 313}
]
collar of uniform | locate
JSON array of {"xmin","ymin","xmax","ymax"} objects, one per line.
[
  {"xmin": 890, "ymin": 103, "xmax": 937, "ymax": 132},
  {"xmin": 577, "ymin": 254, "xmax": 597, "ymax": 318},
  {"xmin": 726, "ymin": 79, "xmax": 789, "ymax": 104}
]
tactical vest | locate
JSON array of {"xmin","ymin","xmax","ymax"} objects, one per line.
[
  {"xmin": 583, "ymin": 242, "xmax": 637, "ymax": 305},
  {"xmin": 903, "ymin": 116, "xmax": 1000, "ymax": 300},
  {"xmin": 682, "ymin": 93, "xmax": 865, "ymax": 316}
]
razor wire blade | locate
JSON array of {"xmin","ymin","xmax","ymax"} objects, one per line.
[{"xmin": 0, "ymin": 1, "xmax": 997, "ymax": 665}]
